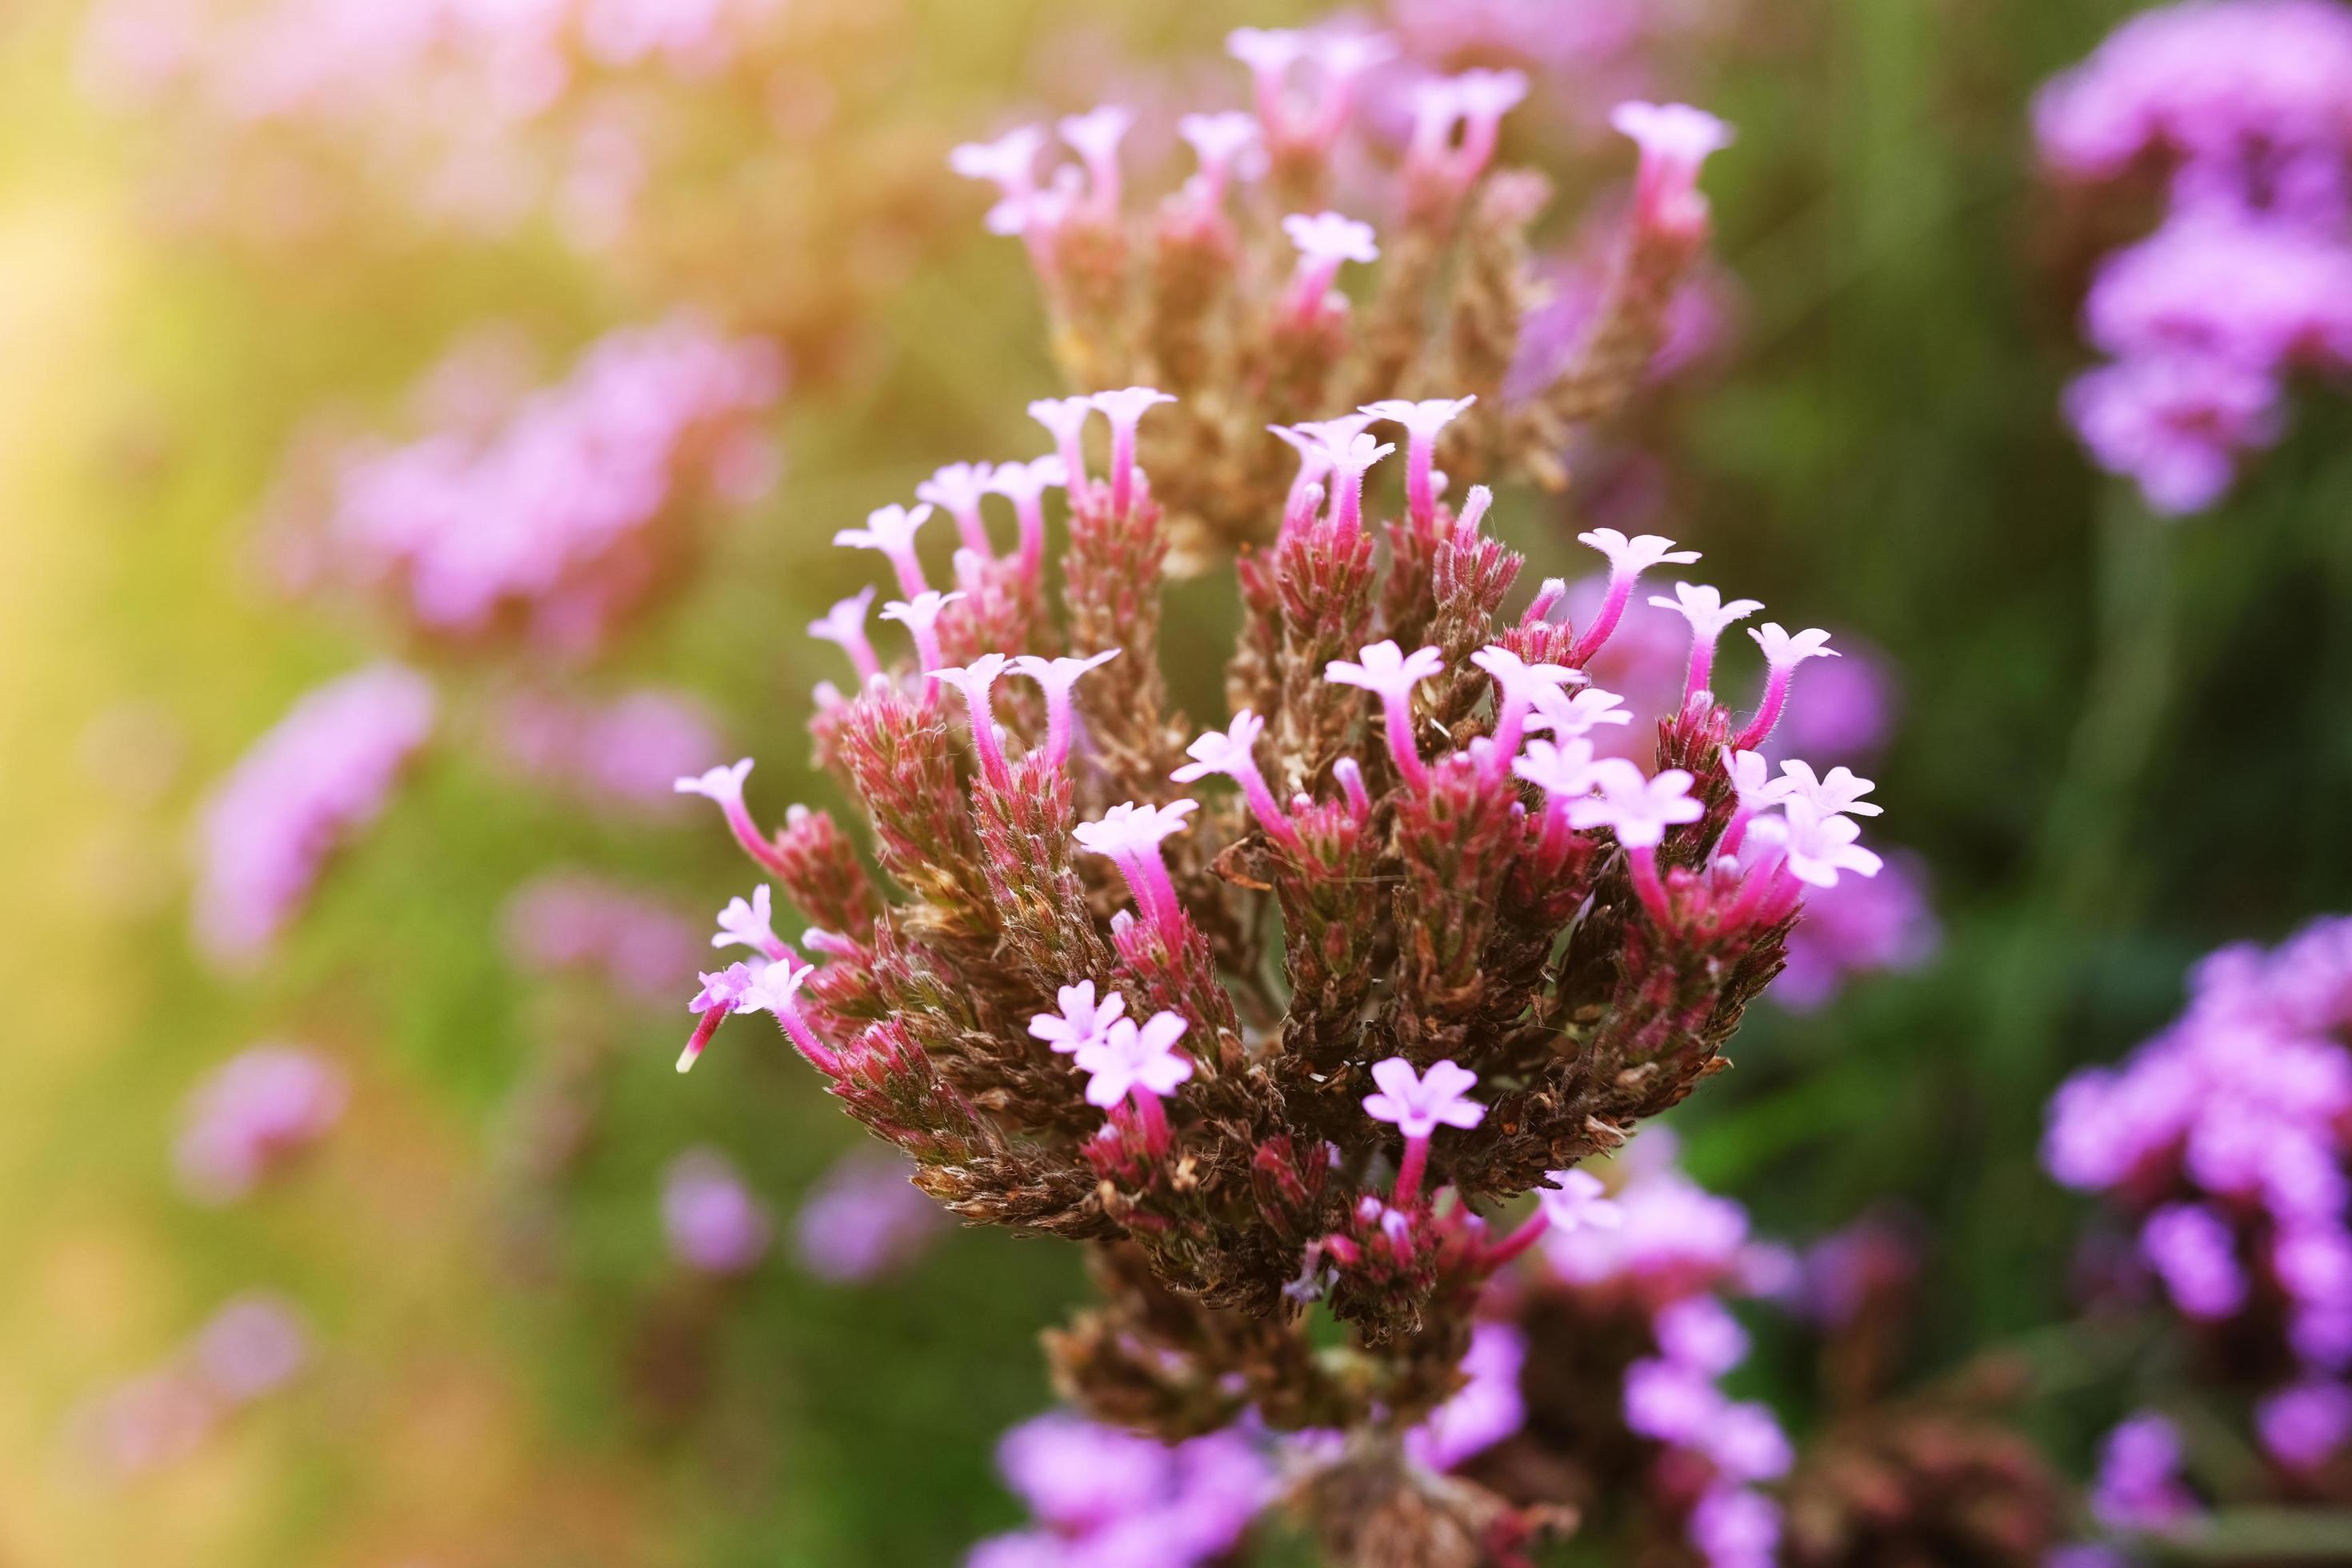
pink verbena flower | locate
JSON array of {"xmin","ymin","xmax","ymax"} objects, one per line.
[
  {"xmin": 1074, "ymin": 800, "xmax": 1198, "ymax": 946},
  {"xmin": 1612, "ymin": 101, "xmax": 1735, "ymax": 242},
  {"xmin": 1326, "ymin": 640, "xmax": 1445, "ymax": 786},
  {"xmin": 1362, "ymin": 1056, "xmax": 1486, "ymax": 1140},
  {"xmin": 1074, "ymin": 1011, "xmax": 1194, "ymax": 1108},
  {"xmin": 1029, "ymin": 981, "xmax": 1127, "ymax": 1054}
]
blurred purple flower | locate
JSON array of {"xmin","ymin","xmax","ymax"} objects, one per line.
[
  {"xmin": 971, "ymin": 1412, "xmax": 1269, "ymax": 1568},
  {"xmin": 1402, "ymin": 1321, "xmax": 1526, "ymax": 1470},
  {"xmin": 493, "ymin": 686, "xmax": 723, "ymax": 817},
  {"xmin": 792, "ymin": 1146, "xmax": 950, "ymax": 1284},
  {"xmin": 503, "ymin": 872, "xmax": 702, "ymax": 1002},
  {"xmin": 1773, "ymin": 849, "xmax": 1939, "ymax": 1010},
  {"xmin": 2090, "ymin": 1410, "xmax": 2201, "ymax": 1532},
  {"xmin": 174, "ymin": 1045, "xmax": 349, "ymax": 1203},
  {"xmin": 661, "ymin": 1147, "xmax": 771, "ymax": 1277},
  {"xmin": 191, "ymin": 662, "xmax": 436, "ymax": 969}
]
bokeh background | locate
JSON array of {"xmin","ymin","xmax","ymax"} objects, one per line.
[{"xmin": 3, "ymin": 0, "xmax": 2350, "ymax": 1562}]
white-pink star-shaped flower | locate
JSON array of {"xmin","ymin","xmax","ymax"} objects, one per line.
[
  {"xmin": 1528, "ymin": 685, "xmax": 1634, "ymax": 737},
  {"xmin": 808, "ymin": 586, "xmax": 880, "ymax": 683},
  {"xmin": 1722, "ymin": 749, "xmax": 1794, "ymax": 809},
  {"xmin": 1776, "ymin": 760, "xmax": 1880, "ymax": 818},
  {"xmin": 834, "ymin": 502, "xmax": 934, "ymax": 597},
  {"xmin": 1074, "ymin": 1011, "xmax": 1194, "ymax": 1107},
  {"xmin": 1284, "ymin": 210, "xmax": 1379, "ymax": 265},
  {"xmin": 1359, "ymin": 395, "xmax": 1474, "ymax": 441},
  {"xmin": 1171, "ymin": 710, "xmax": 1267, "ymax": 786},
  {"xmin": 1027, "ymin": 980, "xmax": 1126, "ymax": 1054},
  {"xmin": 675, "ymin": 758, "xmax": 754, "ymax": 805},
  {"xmin": 948, "ymin": 124, "xmax": 1046, "ymax": 234},
  {"xmin": 1536, "ymin": 1169, "xmax": 1622, "ymax": 1235},
  {"xmin": 687, "ymin": 962, "xmax": 766, "ymax": 1015},
  {"xmin": 1362, "ymin": 1057, "xmax": 1486, "ymax": 1139},
  {"xmin": 1580, "ymin": 527, "xmax": 1701, "ymax": 580},
  {"xmin": 1749, "ymin": 799, "xmax": 1883, "ymax": 888},
  {"xmin": 916, "ymin": 462, "xmax": 996, "ymax": 555},
  {"xmin": 1750, "ymin": 622, "xmax": 1836, "ymax": 670},
  {"xmin": 1010, "ymin": 649, "xmax": 1120, "ymax": 767},
  {"xmin": 1613, "ymin": 101, "xmax": 1735, "ymax": 238},
  {"xmin": 1073, "ymin": 798, "xmax": 1198, "ymax": 860},
  {"xmin": 1566, "ymin": 758, "xmax": 1704, "ymax": 850},
  {"xmin": 712, "ymin": 885, "xmax": 780, "ymax": 954},
  {"xmin": 1514, "ymin": 737, "xmax": 1598, "ymax": 799},
  {"xmin": 1326, "ymin": 640, "xmax": 1444, "ymax": 701},
  {"xmin": 1650, "ymin": 582, "xmax": 1765, "ymax": 642},
  {"xmin": 1029, "ymin": 396, "xmax": 1094, "ymax": 487}
]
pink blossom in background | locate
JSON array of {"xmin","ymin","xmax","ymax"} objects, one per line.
[
  {"xmin": 306, "ymin": 318, "xmax": 781, "ymax": 658},
  {"xmin": 78, "ymin": 0, "xmax": 794, "ymax": 238},
  {"xmin": 969, "ymin": 1413, "xmax": 1270, "ymax": 1568},
  {"xmin": 174, "ymin": 1044, "xmax": 348, "ymax": 1203},
  {"xmin": 189, "ymin": 1293, "xmax": 310, "ymax": 1403},
  {"xmin": 661, "ymin": 1148, "xmax": 771, "ymax": 1276},
  {"xmin": 1542, "ymin": 1131, "xmax": 1766, "ymax": 1306},
  {"xmin": 191, "ymin": 662, "xmax": 436, "ymax": 970},
  {"xmin": 491, "ymin": 686, "xmax": 723, "ymax": 817},
  {"xmin": 502, "ymin": 873, "xmax": 702, "ymax": 1002},
  {"xmin": 1761, "ymin": 630, "xmax": 1898, "ymax": 766},
  {"xmin": 1772, "ymin": 849, "xmax": 1939, "ymax": 1010},
  {"xmin": 66, "ymin": 1293, "xmax": 311, "ymax": 1481},
  {"xmin": 1402, "ymin": 1321, "xmax": 1526, "ymax": 1470},
  {"xmin": 1508, "ymin": 245, "xmax": 1738, "ymax": 403},
  {"xmin": 792, "ymin": 1146, "xmax": 950, "ymax": 1284},
  {"xmin": 2089, "ymin": 1410, "xmax": 2201, "ymax": 1531},
  {"xmin": 2036, "ymin": 1, "xmax": 2352, "ymax": 512},
  {"xmin": 2046, "ymin": 916, "xmax": 2352, "ymax": 1407}
]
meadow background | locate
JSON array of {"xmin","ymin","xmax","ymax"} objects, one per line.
[{"xmin": 2, "ymin": 0, "xmax": 2350, "ymax": 1562}]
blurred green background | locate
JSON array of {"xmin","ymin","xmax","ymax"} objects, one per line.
[{"xmin": 3, "ymin": 0, "xmax": 2350, "ymax": 1562}]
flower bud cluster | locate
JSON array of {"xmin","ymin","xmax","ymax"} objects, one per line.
[
  {"xmin": 672, "ymin": 357, "xmax": 1883, "ymax": 1551},
  {"xmin": 949, "ymin": 22, "xmax": 1735, "ymax": 561}
]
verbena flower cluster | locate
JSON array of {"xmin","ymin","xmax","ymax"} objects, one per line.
[
  {"xmin": 671, "ymin": 84, "xmax": 1889, "ymax": 1533},
  {"xmin": 1458, "ymin": 1135, "xmax": 1794, "ymax": 1567},
  {"xmin": 969, "ymin": 1411, "xmax": 1272, "ymax": 1568},
  {"xmin": 2046, "ymin": 915, "xmax": 2352, "ymax": 1490},
  {"xmin": 191, "ymin": 660, "xmax": 436, "ymax": 969},
  {"xmin": 278, "ymin": 317, "xmax": 780, "ymax": 659},
  {"xmin": 2036, "ymin": 0, "xmax": 2352, "ymax": 514},
  {"xmin": 947, "ymin": 24, "xmax": 1734, "ymax": 563}
]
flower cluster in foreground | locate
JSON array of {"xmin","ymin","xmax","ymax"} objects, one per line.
[
  {"xmin": 949, "ymin": 22, "xmax": 1734, "ymax": 562},
  {"xmin": 2046, "ymin": 915, "xmax": 2352, "ymax": 1503},
  {"xmin": 673, "ymin": 341, "xmax": 1884, "ymax": 1554},
  {"xmin": 2037, "ymin": 0, "xmax": 2352, "ymax": 513}
]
